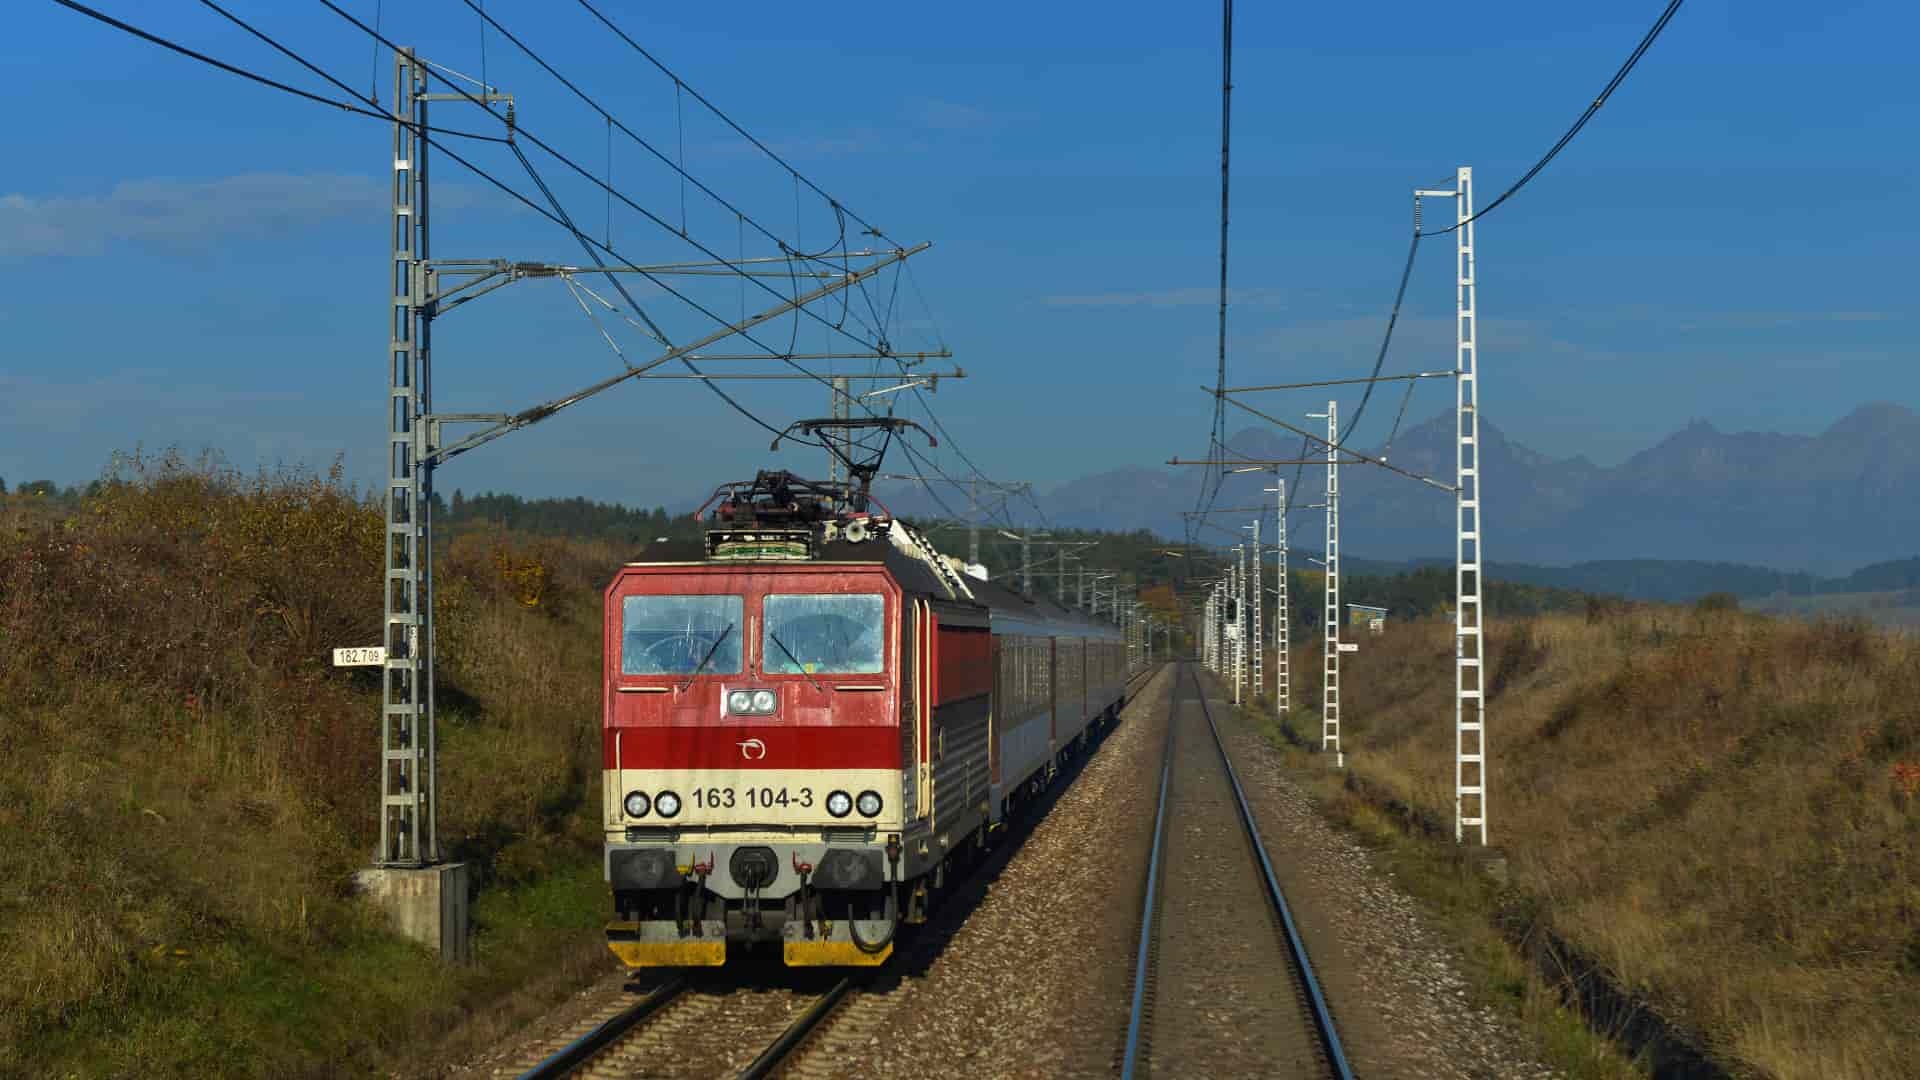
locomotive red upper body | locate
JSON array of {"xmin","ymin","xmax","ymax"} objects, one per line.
[{"xmin": 602, "ymin": 471, "xmax": 1132, "ymax": 967}]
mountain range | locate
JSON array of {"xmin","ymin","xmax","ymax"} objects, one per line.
[{"xmin": 872, "ymin": 402, "xmax": 1920, "ymax": 576}]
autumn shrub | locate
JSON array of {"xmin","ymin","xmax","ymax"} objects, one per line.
[
  {"xmin": 1319, "ymin": 607, "xmax": 1920, "ymax": 1079},
  {"xmin": 0, "ymin": 450, "xmax": 622, "ymax": 1071}
]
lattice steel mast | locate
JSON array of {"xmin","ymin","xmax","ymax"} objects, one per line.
[
  {"xmin": 1272, "ymin": 477, "xmax": 1289, "ymax": 716},
  {"xmin": 1247, "ymin": 519, "xmax": 1262, "ymax": 703},
  {"xmin": 381, "ymin": 49, "xmax": 426, "ymax": 865},
  {"xmin": 1310, "ymin": 401, "xmax": 1343, "ymax": 767},
  {"xmin": 375, "ymin": 47, "xmax": 932, "ymax": 867}
]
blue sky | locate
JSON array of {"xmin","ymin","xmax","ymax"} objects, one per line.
[{"xmin": 2, "ymin": 0, "xmax": 1915, "ymax": 512}]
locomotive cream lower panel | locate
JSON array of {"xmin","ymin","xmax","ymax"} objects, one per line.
[{"xmin": 605, "ymin": 768, "xmax": 902, "ymax": 829}]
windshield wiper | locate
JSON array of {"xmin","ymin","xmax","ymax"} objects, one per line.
[
  {"xmin": 766, "ymin": 630, "xmax": 826, "ymax": 693},
  {"xmin": 678, "ymin": 623, "xmax": 735, "ymax": 692}
]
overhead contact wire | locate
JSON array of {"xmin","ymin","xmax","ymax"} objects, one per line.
[
  {"xmin": 1421, "ymin": 0, "xmax": 1687, "ymax": 236},
  {"xmin": 51, "ymin": 0, "xmax": 502, "ymax": 141}
]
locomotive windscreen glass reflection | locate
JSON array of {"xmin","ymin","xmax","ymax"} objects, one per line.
[
  {"xmin": 762, "ymin": 593, "xmax": 884, "ymax": 674},
  {"xmin": 620, "ymin": 594, "xmax": 743, "ymax": 675}
]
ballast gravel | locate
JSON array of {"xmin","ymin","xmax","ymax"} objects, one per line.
[
  {"xmin": 456, "ymin": 664, "xmax": 1564, "ymax": 1078},
  {"xmin": 1216, "ymin": 708, "xmax": 1561, "ymax": 1080}
]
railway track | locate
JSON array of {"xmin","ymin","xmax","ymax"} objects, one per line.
[
  {"xmin": 511, "ymin": 973, "xmax": 843, "ymax": 1080},
  {"xmin": 1120, "ymin": 662, "xmax": 1353, "ymax": 1079},
  {"xmin": 518, "ymin": 665, "xmax": 1169, "ymax": 1079}
]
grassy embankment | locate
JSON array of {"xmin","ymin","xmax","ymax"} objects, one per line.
[
  {"xmin": 0, "ymin": 452, "xmax": 628, "ymax": 1076},
  {"xmin": 1256, "ymin": 607, "xmax": 1920, "ymax": 1079}
]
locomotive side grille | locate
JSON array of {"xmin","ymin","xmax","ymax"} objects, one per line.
[
  {"xmin": 822, "ymin": 825, "xmax": 875, "ymax": 844},
  {"xmin": 931, "ymin": 697, "xmax": 990, "ymax": 833}
]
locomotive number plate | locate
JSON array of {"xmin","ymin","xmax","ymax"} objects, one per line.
[{"xmin": 690, "ymin": 786, "xmax": 815, "ymax": 811}]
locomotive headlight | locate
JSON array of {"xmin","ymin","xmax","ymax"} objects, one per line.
[
  {"xmin": 856, "ymin": 790, "xmax": 883, "ymax": 818},
  {"xmin": 623, "ymin": 791, "xmax": 650, "ymax": 819},
  {"xmin": 727, "ymin": 690, "xmax": 753, "ymax": 714},
  {"xmin": 654, "ymin": 790, "xmax": 682, "ymax": 818},
  {"xmin": 750, "ymin": 689, "xmax": 776, "ymax": 713},
  {"xmin": 825, "ymin": 790, "xmax": 853, "ymax": 818}
]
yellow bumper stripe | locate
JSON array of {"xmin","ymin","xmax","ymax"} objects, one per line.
[{"xmin": 782, "ymin": 939, "xmax": 893, "ymax": 967}]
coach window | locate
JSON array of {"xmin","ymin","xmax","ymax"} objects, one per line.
[
  {"xmin": 763, "ymin": 594, "xmax": 885, "ymax": 675},
  {"xmin": 621, "ymin": 595, "xmax": 744, "ymax": 675}
]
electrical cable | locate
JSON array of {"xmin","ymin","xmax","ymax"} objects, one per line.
[
  {"xmin": 317, "ymin": 1, "xmax": 900, "ymax": 372},
  {"xmin": 186, "ymin": 0, "xmax": 834, "ymax": 446},
  {"xmin": 455, "ymin": 0, "xmax": 858, "ymax": 271},
  {"xmin": 573, "ymin": 0, "xmax": 896, "ymax": 248},
  {"xmin": 1189, "ymin": 0, "xmax": 1234, "ymax": 545},
  {"xmin": 1420, "ymin": 0, "xmax": 1686, "ymax": 237},
  {"xmin": 49, "ymin": 0, "xmax": 504, "ymax": 142},
  {"xmin": 102, "ymin": 0, "xmax": 970, "ymax": 501},
  {"xmin": 1338, "ymin": 231, "xmax": 1422, "ymax": 442}
]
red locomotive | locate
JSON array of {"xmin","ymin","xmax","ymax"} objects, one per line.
[{"xmin": 602, "ymin": 468, "xmax": 1132, "ymax": 966}]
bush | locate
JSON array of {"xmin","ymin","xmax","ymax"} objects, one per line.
[
  {"xmin": 0, "ymin": 449, "xmax": 620, "ymax": 1069},
  {"xmin": 1328, "ymin": 608, "xmax": 1920, "ymax": 1078}
]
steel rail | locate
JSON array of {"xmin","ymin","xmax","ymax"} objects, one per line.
[
  {"xmin": 516, "ymin": 975, "xmax": 688, "ymax": 1079},
  {"xmin": 1193, "ymin": 673, "xmax": 1355, "ymax": 1079},
  {"xmin": 745, "ymin": 664, "xmax": 1161, "ymax": 1079},
  {"xmin": 736, "ymin": 975, "xmax": 859, "ymax": 1080},
  {"xmin": 1119, "ymin": 672, "xmax": 1179, "ymax": 1078}
]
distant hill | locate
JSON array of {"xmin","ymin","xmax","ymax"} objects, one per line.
[{"xmin": 874, "ymin": 403, "xmax": 1920, "ymax": 578}]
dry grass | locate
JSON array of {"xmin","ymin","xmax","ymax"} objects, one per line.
[
  {"xmin": 0, "ymin": 450, "xmax": 625, "ymax": 1074},
  {"xmin": 1298, "ymin": 608, "xmax": 1920, "ymax": 1079}
]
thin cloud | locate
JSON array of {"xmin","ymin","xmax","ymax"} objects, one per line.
[
  {"xmin": 0, "ymin": 172, "xmax": 500, "ymax": 258},
  {"xmin": 1041, "ymin": 287, "xmax": 1288, "ymax": 310},
  {"xmin": 909, "ymin": 98, "xmax": 992, "ymax": 132},
  {"xmin": 1674, "ymin": 310, "xmax": 1902, "ymax": 331}
]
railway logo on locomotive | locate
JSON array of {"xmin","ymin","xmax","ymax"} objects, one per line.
[{"xmin": 736, "ymin": 738, "xmax": 768, "ymax": 760}]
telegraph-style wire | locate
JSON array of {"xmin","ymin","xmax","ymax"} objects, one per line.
[
  {"xmin": 1421, "ymin": 0, "xmax": 1686, "ymax": 237},
  {"xmin": 573, "ymin": 0, "xmax": 897, "ymax": 248},
  {"xmin": 317, "ymin": 0, "xmax": 900, "ymax": 369},
  {"xmin": 185, "ymin": 0, "xmax": 834, "ymax": 446},
  {"xmin": 49, "ymin": 0, "xmax": 503, "ymax": 141}
]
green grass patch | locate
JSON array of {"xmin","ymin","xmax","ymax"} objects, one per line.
[{"xmin": 11, "ymin": 858, "xmax": 611, "ymax": 1078}]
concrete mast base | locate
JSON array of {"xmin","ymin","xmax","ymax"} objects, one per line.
[{"xmin": 355, "ymin": 863, "xmax": 472, "ymax": 964}]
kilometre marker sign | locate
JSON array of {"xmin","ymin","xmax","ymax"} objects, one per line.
[{"xmin": 333, "ymin": 646, "xmax": 387, "ymax": 667}]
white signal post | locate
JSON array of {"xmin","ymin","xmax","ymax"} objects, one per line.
[{"xmin": 1418, "ymin": 166, "xmax": 1487, "ymax": 844}]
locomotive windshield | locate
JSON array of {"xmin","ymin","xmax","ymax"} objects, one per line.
[
  {"xmin": 762, "ymin": 594, "xmax": 885, "ymax": 675},
  {"xmin": 621, "ymin": 595, "xmax": 743, "ymax": 675}
]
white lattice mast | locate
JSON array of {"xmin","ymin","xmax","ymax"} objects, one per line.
[
  {"xmin": 1214, "ymin": 573, "xmax": 1223, "ymax": 676},
  {"xmin": 1272, "ymin": 477, "xmax": 1290, "ymax": 716},
  {"xmin": 1453, "ymin": 166, "xmax": 1487, "ymax": 844},
  {"xmin": 1223, "ymin": 571, "xmax": 1236, "ymax": 686},
  {"xmin": 1203, "ymin": 587, "xmax": 1216, "ymax": 671},
  {"xmin": 1312, "ymin": 400, "xmax": 1343, "ymax": 767},
  {"xmin": 1215, "ymin": 577, "xmax": 1228, "ymax": 675},
  {"xmin": 1231, "ymin": 545, "xmax": 1245, "ymax": 704},
  {"xmin": 1248, "ymin": 518, "xmax": 1263, "ymax": 703}
]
